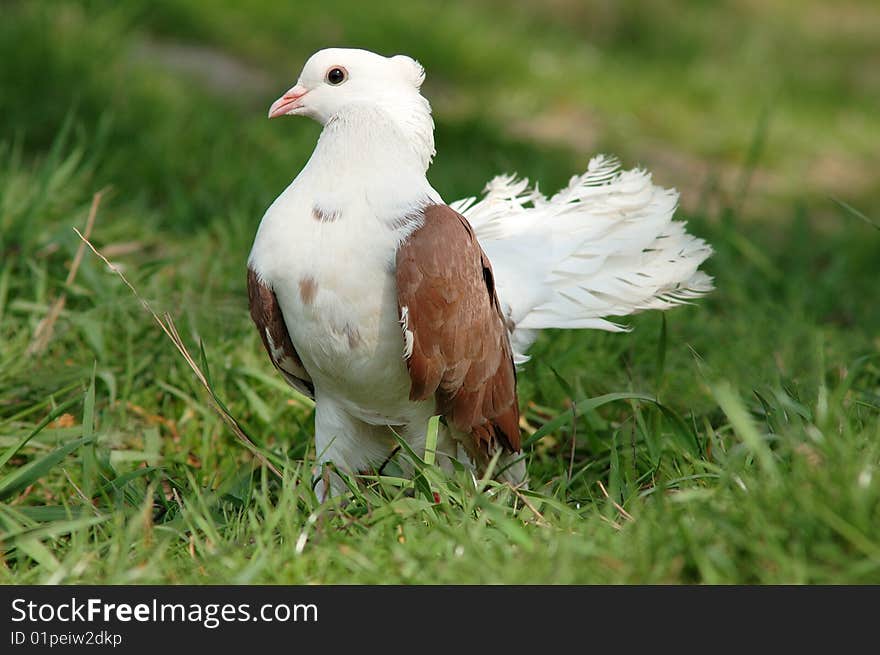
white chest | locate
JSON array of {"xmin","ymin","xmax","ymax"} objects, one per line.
[
  {"xmin": 248, "ymin": 109, "xmax": 442, "ymax": 424},
  {"xmin": 249, "ymin": 186, "xmax": 422, "ymax": 422}
]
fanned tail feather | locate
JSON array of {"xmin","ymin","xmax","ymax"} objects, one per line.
[{"xmin": 450, "ymin": 155, "xmax": 713, "ymax": 363}]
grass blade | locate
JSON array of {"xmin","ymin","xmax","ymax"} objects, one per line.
[
  {"xmin": 523, "ymin": 392, "xmax": 655, "ymax": 448},
  {"xmin": 0, "ymin": 436, "xmax": 95, "ymax": 501},
  {"xmin": 714, "ymin": 383, "xmax": 779, "ymax": 479},
  {"xmin": 833, "ymin": 198, "xmax": 880, "ymax": 231},
  {"xmin": 656, "ymin": 313, "xmax": 667, "ymax": 387},
  {"xmin": 424, "ymin": 415, "xmax": 440, "ymax": 466},
  {"xmin": 0, "ymin": 396, "xmax": 80, "ymax": 470}
]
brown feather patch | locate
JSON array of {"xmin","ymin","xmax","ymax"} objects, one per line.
[
  {"xmin": 344, "ymin": 323, "xmax": 361, "ymax": 350},
  {"xmin": 396, "ymin": 204, "xmax": 520, "ymax": 456},
  {"xmin": 247, "ymin": 267, "xmax": 314, "ymax": 398},
  {"xmin": 298, "ymin": 275, "xmax": 318, "ymax": 305},
  {"xmin": 312, "ymin": 205, "xmax": 340, "ymax": 223}
]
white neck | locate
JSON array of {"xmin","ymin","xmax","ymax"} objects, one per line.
[{"xmin": 299, "ymin": 103, "xmax": 441, "ymax": 223}]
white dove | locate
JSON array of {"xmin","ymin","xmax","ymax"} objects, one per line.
[{"xmin": 247, "ymin": 48, "xmax": 713, "ymax": 497}]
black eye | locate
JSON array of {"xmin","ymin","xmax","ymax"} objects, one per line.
[{"xmin": 326, "ymin": 67, "xmax": 347, "ymax": 85}]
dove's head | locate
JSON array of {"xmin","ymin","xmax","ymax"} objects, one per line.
[{"xmin": 269, "ymin": 48, "xmax": 435, "ymax": 167}]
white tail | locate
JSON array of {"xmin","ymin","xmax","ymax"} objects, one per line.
[{"xmin": 450, "ymin": 155, "xmax": 714, "ymax": 362}]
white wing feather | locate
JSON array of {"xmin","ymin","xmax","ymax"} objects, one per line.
[{"xmin": 450, "ymin": 155, "xmax": 713, "ymax": 362}]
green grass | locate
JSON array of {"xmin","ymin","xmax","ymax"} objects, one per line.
[{"xmin": 1, "ymin": 0, "xmax": 879, "ymax": 584}]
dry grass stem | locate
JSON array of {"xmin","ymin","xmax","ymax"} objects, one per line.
[
  {"xmin": 508, "ymin": 483, "xmax": 550, "ymax": 526},
  {"xmin": 597, "ymin": 480, "xmax": 635, "ymax": 522},
  {"xmin": 27, "ymin": 190, "xmax": 105, "ymax": 356},
  {"xmin": 74, "ymin": 227, "xmax": 283, "ymax": 480}
]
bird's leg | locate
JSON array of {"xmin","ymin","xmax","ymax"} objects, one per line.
[
  {"xmin": 401, "ymin": 415, "xmax": 466, "ymax": 478},
  {"xmin": 312, "ymin": 395, "xmax": 398, "ymax": 499},
  {"xmin": 494, "ymin": 451, "xmax": 529, "ymax": 489},
  {"xmin": 448, "ymin": 427, "xmax": 530, "ymax": 490}
]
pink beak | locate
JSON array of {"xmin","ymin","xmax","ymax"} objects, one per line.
[{"xmin": 268, "ymin": 85, "xmax": 309, "ymax": 118}]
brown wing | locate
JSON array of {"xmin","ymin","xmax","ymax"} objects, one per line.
[
  {"xmin": 396, "ymin": 204, "xmax": 520, "ymax": 456},
  {"xmin": 247, "ymin": 267, "xmax": 314, "ymax": 398}
]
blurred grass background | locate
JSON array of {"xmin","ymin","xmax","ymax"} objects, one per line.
[{"xmin": 0, "ymin": 0, "xmax": 878, "ymax": 583}]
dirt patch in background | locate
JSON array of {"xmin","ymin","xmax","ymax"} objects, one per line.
[
  {"xmin": 134, "ymin": 36, "xmax": 877, "ymax": 222},
  {"xmin": 132, "ymin": 39, "xmax": 273, "ymax": 101}
]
